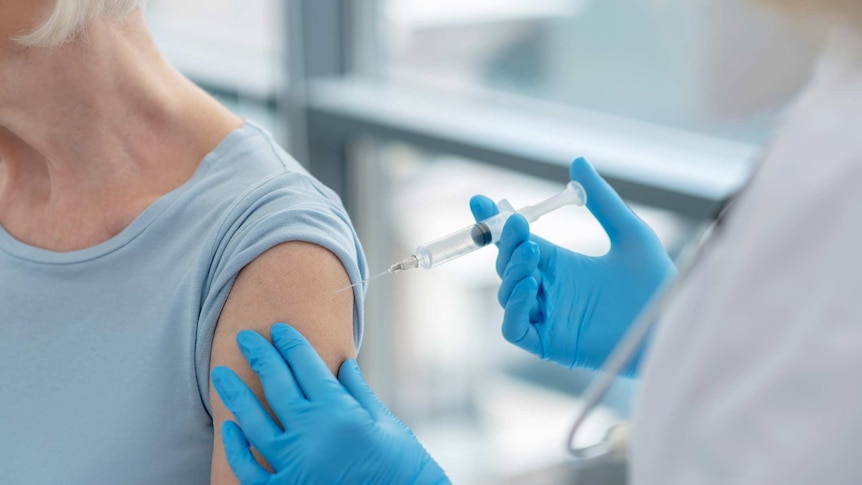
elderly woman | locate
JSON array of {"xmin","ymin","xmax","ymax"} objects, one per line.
[
  {"xmin": 208, "ymin": 0, "xmax": 862, "ymax": 484},
  {"xmin": 0, "ymin": 1, "xmax": 366, "ymax": 484}
]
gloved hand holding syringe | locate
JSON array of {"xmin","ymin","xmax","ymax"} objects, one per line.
[{"xmin": 338, "ymin": 180, "xmax": 587, "ymax": 292}]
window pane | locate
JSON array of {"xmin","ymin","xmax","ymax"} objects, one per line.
[
  {"xmin": 146, "ymin": 0, "xmax": 286, "ymax": 140},
  {"xmin": 381, "ymin": 0, "xmax": 822, "ymax": 145}
]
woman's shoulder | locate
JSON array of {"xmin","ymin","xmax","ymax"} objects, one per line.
[
  {"xmin": 153, "ymin": 119, "xmax": 360, "ymax": 289},
  {"xmin": 180, "ymin": 120, "xmax": 346, "ymax": 221},
  {"xmin": 202, "ymin": 121, "xmax": 329, "ymax": 192}
]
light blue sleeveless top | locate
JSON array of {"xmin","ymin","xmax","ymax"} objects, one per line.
[{"xmin": 0, "ymin": 122, "xmax": 367, "ymax": 484}]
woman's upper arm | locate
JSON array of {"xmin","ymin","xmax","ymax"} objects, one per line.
[{"xmin": 208, "ymin": 241, "xmax": 356, "ymax": 485}]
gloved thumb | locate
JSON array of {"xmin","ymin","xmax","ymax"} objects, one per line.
[
  {"xmin": 570, "ymin": 157, "xmax": 641, "ymax": 245},
  {"xmin": 338, "ymin": 359, "xmax": 388, "ymax": 421},
  {"xmin": 470, "ymin": 195, "xmax": 499, "ymax": 223}
]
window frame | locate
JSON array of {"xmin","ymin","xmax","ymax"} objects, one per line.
[{"xmin": 287, "ymin": 0, "xmax": 759, "ymax": 222}]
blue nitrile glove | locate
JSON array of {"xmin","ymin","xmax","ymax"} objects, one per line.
[
  {"xmin": 211, "ymin": 324, "xmax": 449, "ymax": 485},
  {"xmin": 470, "ymin": 157, "xmax": 676, "ymax": 372}
]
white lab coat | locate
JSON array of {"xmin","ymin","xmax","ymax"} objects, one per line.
[{"xmin": 632, "ymin": 29, "xmax": 862, "ymax": 484}]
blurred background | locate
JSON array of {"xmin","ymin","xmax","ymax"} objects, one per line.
[{"xmin": 146, "ymin": 1, "xmax": 823, "ymax": 483}]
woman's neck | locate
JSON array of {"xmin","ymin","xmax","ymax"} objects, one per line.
[{"xmin": 0, "ymin": 11, "xmax": 242, "ymax": 251}]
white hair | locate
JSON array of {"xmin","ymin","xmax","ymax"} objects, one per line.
[{"xmin": 15, "ymin": 0, "xmax": 147, "ymax": 47}]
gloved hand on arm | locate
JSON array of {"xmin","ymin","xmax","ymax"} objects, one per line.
[
  {"xmin": 470, "ymin": 157, "xmax": 676, "ymax": 372},
  {"xmin": 211, "ymin": 323, "xmax": 450, "ymax": 485}
]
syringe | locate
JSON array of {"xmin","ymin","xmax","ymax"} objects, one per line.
[{"xmin": 389, "ymin": 181, "xmax": 587, "ymax": 273}]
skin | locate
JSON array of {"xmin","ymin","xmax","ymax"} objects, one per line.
[
  {"xmin": 0, "ymin": 3, "xmax": 356, "ymax": 483},
  {"xmin": 210, "ymin": 243, "xmax": 355, "ymax": 483}
]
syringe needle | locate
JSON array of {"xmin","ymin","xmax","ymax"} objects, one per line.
[
  {"xmin": 335, "ymin": 270, "xmax": 390, "ymax": 294},
  {"xmin": 337, "ymin": 182, "xmax": 587, "ymax": 291},
  {"xmin": 391, "ymin": 182, "xmax": 587, "ymax": 272}
]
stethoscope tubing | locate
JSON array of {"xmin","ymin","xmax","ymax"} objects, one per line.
[
  {"xmin": 565, "ymin": 152, "xmax": 761, "ymax": 468},
  {"xmin": 566, "ymin": 224, "xmax": 716, "ymax": 467}
]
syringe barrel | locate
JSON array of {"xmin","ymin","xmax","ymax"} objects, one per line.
[
  {"xmin": 415, "ymin": 212, "xmax": 511, "ymax": 269},
  {"xmin": 413, "ymin": 181, "xmax": 587, "ymax": 270}
]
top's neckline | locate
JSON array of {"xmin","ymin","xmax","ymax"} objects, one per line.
[{"xmin": 0, "ymin": 122, "xmax": 257, "ymax": 265}]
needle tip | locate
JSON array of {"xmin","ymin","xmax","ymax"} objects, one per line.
[{"xmin": 334, "ymin": 270, "xmax": 392, "ymax": 294}]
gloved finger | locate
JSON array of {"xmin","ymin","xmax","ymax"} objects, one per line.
[
  {"xmin": 221, "ymin": 421, "xmax": 272, "ymax": 485},
  {"xmin": 531, "ymin": 233, "xmax": 591, "ymax": 279},
  {"xmin": 270, "ymin": 323, "xmax": 341, "ymax": 401},
  {"xmin": 502, "ymin": 277, "xmax": 542, "ymax": 356},
  {"xmin": 530, "ymin": 268, "xmax": 543, "ymax": 323},
  {"xmin": 235, "ymin": 330, "xmax": 304, "ymax": 419},
  {"xmin": 338, "ymin": 359, "xmax": 385, "ymax": 421},
  {"xmin": 569, "ymin": 157, "xmax": 640, "ymax": 245},
  {"xmin": 498, "ymin": 241, "xmax": 539, "ymax": 307},
  {"xmin": 495, "ymin": 214, "xmax": 531, "ymax": 277},
  {"xmin": 211, "ymin": 367, "xmax": 281, "ymax": 449},
  {"xmin": 470, "ymin": 195, "xmax": 499, "ymax": 223}
]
